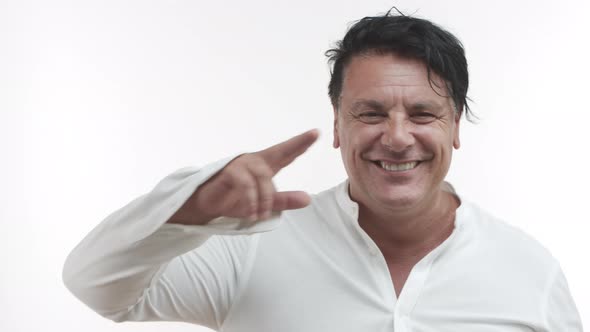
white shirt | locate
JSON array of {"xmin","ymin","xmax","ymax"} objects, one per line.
[{"xmin": 63, "ymin": 156, "xmax": 583, "ymax": 331}]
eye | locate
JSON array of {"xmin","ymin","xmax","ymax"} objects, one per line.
[
  {"xmin": 414, "ymin": 112, "xmax": 435, "ymax": 117},
  {"xmin": 361, "ymin": 112, "xmax": 386, "ymax": 118},
  {"xmin": 358, "ymin": 111, "xmax": 387, "ymax": 123},
  {"xmin": 411, "ymin": 112, "xmax": 437, "ymax": 123}
]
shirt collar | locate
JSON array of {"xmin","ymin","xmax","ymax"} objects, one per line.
[{"xmin": 334, "ymin": 179, "xmax": 467, "ymax": 229}]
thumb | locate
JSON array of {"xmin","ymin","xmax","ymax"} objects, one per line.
[{"xmin": 271, "ymin": 191, "xmax": 312, "ymax": 212}]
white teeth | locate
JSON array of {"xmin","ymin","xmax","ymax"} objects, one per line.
[{"xmin": 379, "ymin": 161, "xmax": 418, "ymax": 172}]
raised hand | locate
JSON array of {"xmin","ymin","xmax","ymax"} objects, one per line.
[{"xmin": 168, "ymin": 129, "xmax": 319, "ymax": 225}]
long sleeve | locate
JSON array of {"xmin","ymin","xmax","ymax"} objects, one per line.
[
  {"xmin": 62, "ymin": 155, "xmax": 281, "ymax": 330},
  {"xmin": 542, "ymin": 264, "xmax": 583, "ymax": 331}
]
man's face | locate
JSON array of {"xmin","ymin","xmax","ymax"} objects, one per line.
[{"xmin": 333, "ymin": 53, "xmax": 461, "ymax": 212}]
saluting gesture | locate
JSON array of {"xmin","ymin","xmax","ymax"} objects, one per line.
[{"xmin": 169, "ymin": 129, "xmax": 319, "ymax": 225}]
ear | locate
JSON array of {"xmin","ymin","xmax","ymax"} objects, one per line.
[
  {"xmin": 453, "ymin": 112, "xmax": 461, "ymax": 149},
  {"xmin": 333, "ymin": 107, "xmax": 340, "ymax": 148}
]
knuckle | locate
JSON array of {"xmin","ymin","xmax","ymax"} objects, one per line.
[
  {"xmin": 240, "ymin": 153, "xmax": 260, "ymax": 165},
  {"xmin": 259, "ymin": 188, "xmax": 273, "ymax": 201},
  {"xmin": 223, "ymin": 171, "xmax": 252, "ymax": 189},
  {"xmin": 240, "ymin": 178, "xmax": 257, "ymax": 190},
  {"xmin": 257, "ymin": 166, "xmax": 273, "ymax": 178},
  {"xmin": 259, "ymin": 194, "xmax": 273, "ymax": 202},
  {"xmin": 235, "ymin": 153, "xmax": 253, "ymax": 163},
  {"xmin": 259, "ymin": 198, "xmax": 272, "ymax": 209},
  {"xmin": 246, "ymin": 202, "xmax": 258, "ymax": 215},
  {"xmin": 216, "ymin": 173, "xmax": 235, "ymax": 191},
  {"xmin": 248, "ymin": 161, "xmax": 272, "ymax": 178}
]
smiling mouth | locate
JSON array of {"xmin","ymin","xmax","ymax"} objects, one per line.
[{"xmin": 376, "ymin": 160, "xmax": 421, "ymax": 172}]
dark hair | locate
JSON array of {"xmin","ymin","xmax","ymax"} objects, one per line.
[{"xmin": 326, "ymin": 8, "xmax": 474, "ymax": 121}]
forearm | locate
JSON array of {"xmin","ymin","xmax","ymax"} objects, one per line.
[
  {"xmin": 62, "ymin": 156, "xmax": 282, "ymax": 322},
  {"xmin": 63, "ymin": 224, "xmax": 212, "ymax": 317},
  {"xmin": 62, "ymin": 165, "xmax": 216, "ymax": 317}
]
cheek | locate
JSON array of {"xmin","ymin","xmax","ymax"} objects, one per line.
[
  {"xmin": 412, "ymin": 128, "xmax": 454, "ymax": 158},
  {"xmin": 345, "ymin": 126, "xmax": 381, "ymax": 154}
]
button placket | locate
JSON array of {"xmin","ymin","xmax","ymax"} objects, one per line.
[
  {"xmin": 393, "ymin": 312, "xmax": 411, "ymax": 332},
  {"xmin": 396, "ymin": 221, "xmax": 465, "ymax": 327}
]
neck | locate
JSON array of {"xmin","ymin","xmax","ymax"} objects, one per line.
[{"xmin": 356, "ymin": 189, "xmax": 459, "ymax": 264}]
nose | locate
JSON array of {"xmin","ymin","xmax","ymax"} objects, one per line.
[{"xmin": 380, "ymin": 116, "xmax": 415, "ymax": 152}]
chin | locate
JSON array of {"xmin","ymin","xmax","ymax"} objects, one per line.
[
  {"xmin": 377, "ymin": 193, "xmax": 421, "ymax": 209},
  {"xmin": 369, "ymin": 184, "xmax": 425, "ymax": 209}
]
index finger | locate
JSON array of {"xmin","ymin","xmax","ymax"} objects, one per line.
[{"xmin": 258, "ymin": 129, "xmax": 319, "ymax": 174}]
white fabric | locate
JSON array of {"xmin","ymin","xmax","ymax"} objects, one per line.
[{"xmin": 63, "ymin": 156, "xmax": 583, "ymax": 331}]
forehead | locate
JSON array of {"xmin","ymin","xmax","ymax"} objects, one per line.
[{"xmin": 341, "ymin": 53, "xmax": 448, "ymax": 102}]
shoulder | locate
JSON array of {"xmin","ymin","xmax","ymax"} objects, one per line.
[{"xmin": 459, "ymin": 200, "xmax": 559, "ymax": 273}]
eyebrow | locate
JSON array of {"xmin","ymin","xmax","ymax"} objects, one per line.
[
  {"xmin": 410, "ymin": 101, "xmax": 444, "ymax": 111},
  {"xmin": 350, "ymin": 99, "xmax": 386, "ymax": 112},
  {"xmin": 350, "ymin": 99, "xmax": 446, "ymax": 113}
]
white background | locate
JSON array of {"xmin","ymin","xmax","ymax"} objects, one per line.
[{"xmin": 2, "ymin": 0, "xmax": 588, "ymax": 330}]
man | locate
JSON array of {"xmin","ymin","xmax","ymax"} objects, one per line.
[{"xmin": 63, "ymin": 10, "xmax": 582, "ymax": 331}]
